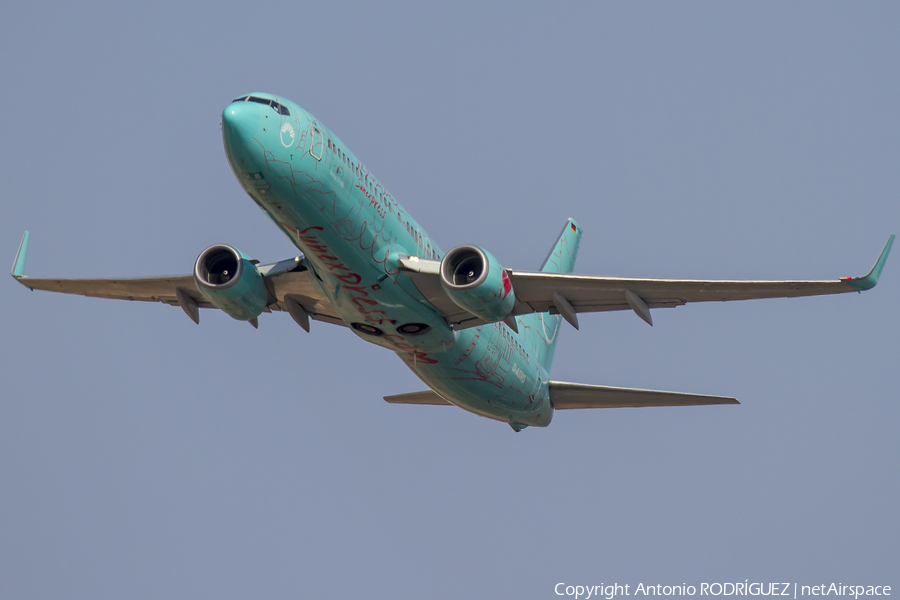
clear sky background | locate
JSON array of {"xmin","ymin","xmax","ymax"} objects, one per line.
[{"xmin": 2, "ymin": 3, "xmax": 898, "ymax": 598}]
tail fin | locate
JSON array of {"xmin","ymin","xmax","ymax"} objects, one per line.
[
  {"xmin": 539, "ymin": 218, "xmax": 581, "ymax": 275},
  {"xmin": 519, "ymin": 218, "xmax": 581, "ymax": 373}
]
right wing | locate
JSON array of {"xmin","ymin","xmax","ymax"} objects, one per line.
[{"xmin": 10, "ymin": 232, "xmax": 344, "ymax": 327}]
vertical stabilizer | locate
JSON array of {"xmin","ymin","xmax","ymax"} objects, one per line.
[
  {"xmin": 519, "ymin": 219, "xmax": 581, "ymax": 373},
  {"xmin": 539, "ymin": 219, "xmax": 581, "ymax": 275}
]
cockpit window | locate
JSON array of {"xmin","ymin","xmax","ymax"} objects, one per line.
[
  {"xmin": 251, "ymin": 96, "xmax": 290, "ymax": 116},
  {"xmin": 233, "ymin": 95, "xmax": 291, "ymax": 116}
]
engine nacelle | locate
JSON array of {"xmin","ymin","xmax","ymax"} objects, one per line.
[
  {"xmin": 193, "ymin": 244, "xmax": 269, "ymax": 321},
  {"xmin": 440, "ymin": 245, "xmax": 515, "ymax": 323}
]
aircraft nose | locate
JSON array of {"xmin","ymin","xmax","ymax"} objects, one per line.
[{"xmin": 222, "ymin": 101, "xmax": 261, "ymax": 150}]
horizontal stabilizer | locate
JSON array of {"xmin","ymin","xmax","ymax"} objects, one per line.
[
  {"xmin": 549, "ymin": 381, "xmax": 738, "ymax": 409},
  {"xmin": 383, "ymin": 390, "xmax": 453, "ymax": 405}
]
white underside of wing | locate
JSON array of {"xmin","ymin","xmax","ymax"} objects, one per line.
[
  {"xmin": 399, "ymin": 255, "xmax": 858, "ymax": 327},
  {"xmin": 549, "ymin": 381, "xmax": 739, "ymax": 409},
  {"xmin": 14, "ymin": 258, "xmax": 345, "ymax": 326},
  {"xmin": 509, "ymin": 272, "xmax": 852, "ymax": 315}
]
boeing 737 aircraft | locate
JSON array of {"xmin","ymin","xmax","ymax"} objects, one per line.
[{"xmin": 12, "ymin": 93, "xmax": 894, "ymax": 431}]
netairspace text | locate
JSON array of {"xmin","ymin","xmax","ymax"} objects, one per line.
[{"xmin": 554, "ymin": 583, "xmax": 892, "ymax": 600}]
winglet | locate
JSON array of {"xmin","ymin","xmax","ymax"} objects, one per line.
[
  {"xmin": 11, "ymin": 231, "xmax": 29, "ymax": 278},
  {"xmin": 845, "ymin": 234, "xmax": 894, "ymax": 292}
]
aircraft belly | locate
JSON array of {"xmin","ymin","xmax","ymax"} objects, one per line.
[{"xmin": 404, "ymin": 325, "xmax": 554, "ymax": 427}]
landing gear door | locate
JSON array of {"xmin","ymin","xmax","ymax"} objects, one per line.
[{"xmin": 309, "ymin": 120, "xmax": 324, "ymax": 161}]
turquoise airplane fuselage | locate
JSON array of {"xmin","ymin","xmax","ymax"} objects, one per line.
[{"xmin": 222, "ymin": 93, "xmax": 559, "ymax": 429}]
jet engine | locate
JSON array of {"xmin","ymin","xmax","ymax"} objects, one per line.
[
  {"xmin": 193, "ymin": 244, "xmax": 269, "ymax": 322},
  {"xmin": 440, "ymin": 245, "xmax": 515, "ymax": 323}
]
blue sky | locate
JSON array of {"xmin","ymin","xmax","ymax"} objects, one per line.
[{"xmin": 2, "ymin": 3, "xmax": 898, "ymax": 598}]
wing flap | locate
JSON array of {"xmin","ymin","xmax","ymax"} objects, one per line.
[
  {"xmin": 549, "ymin": 381, "xmax": 739, "ymax": 409},
  {"xmin": 267, "ymin": 270, "xmax": 343, "ymax": 324}
]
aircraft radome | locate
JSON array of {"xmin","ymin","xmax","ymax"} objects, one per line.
[{"xmin": 12, "ymin": 93, "xmax": 894, "ymax": 431}]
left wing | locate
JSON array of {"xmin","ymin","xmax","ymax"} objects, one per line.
[
  {"xmin": 399, "ymin": 235, "xmax": 894, "ymax": 329},
  {"xmin": 10, "ymin": 232, "xmax": 344, "ymax": 327}
]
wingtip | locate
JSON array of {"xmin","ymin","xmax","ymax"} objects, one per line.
[
  {"xmin": 11, "ymin": 231, "xmax": 29, "ymax": 279},
  {"xmin": 845, "ymin": 234, "xmax": 894, "ymax": 292}
]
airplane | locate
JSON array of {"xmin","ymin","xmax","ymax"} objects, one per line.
[{"xmin": 11, "ymin": 92, "xmax": 895, "ymax": 431}]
